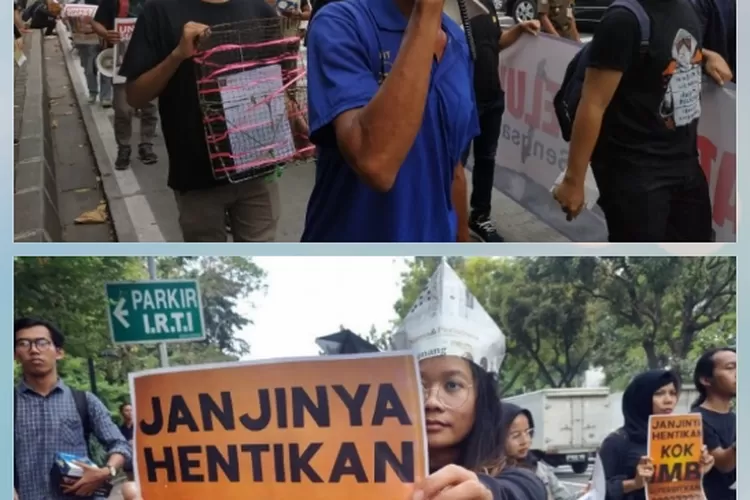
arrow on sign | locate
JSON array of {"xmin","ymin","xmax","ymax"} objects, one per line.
[{"xmin": 114, "ymin": 298, "xmax": 130, "ymax": 328}]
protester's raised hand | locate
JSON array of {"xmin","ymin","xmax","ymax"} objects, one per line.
[
  {"xmin": 412, "ymin": 464, "xmax": 492, "ymax": 500},
  {"xmin": 173, "ymin": 21, "xmax": 211, "ymax": 60},
  {"xmin": 520, "ymin": 19, "xmax": 540, "ymax": 35},
  {"xmin": 634, "ymin": 456, "xmax": 654, "ymax": 489},
  {"xmin": 699, "ymin": 445, "xmax": 715, "ymax": 475}
]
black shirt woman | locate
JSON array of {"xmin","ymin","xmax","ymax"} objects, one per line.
[{"xmin": 598, "ymin": 370, "xmax": 715, "ymax": 500}]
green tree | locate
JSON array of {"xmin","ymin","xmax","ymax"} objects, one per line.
[
  {"xmin": 14, "ymin": 257, "xmax": 265, "ymax": 412},
  {"xmin": 539, "ymin": 257, "xmax": 737, "ymax": 387}
]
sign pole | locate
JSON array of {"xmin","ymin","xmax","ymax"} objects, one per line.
[{"xmin": 147, "ymin": 257, "xmax": 170, "ymax": 368}]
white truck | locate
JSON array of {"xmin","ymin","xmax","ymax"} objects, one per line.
[{"xmin": 503, "ymin": 387, "xmax": 612, "ymax": 474}]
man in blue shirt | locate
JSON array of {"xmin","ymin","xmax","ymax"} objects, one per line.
[{"xmin": 302, "ymin": 0, "xmax": 479, "ymax": 242}]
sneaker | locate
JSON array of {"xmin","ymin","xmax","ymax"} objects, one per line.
[
  {"xmin": 115, "ymin": 146, "xmax": 131, "ymax": 170},
  {"xmin": 469, "ymin": 212, "xmax": 504, "ymax": 242},
  {"xmin": 137, "ymin": 143, "xmax": 158, "ymax": 165},
  {"xmin": 100, "ymin": 98, "xmax": 112, "ymax": 108},
  {"xmin": 88, "ymin": 92, "xmax": 98, "ymax": 104}
]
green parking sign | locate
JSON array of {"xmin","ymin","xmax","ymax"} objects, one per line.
[{"xmin": 105, "ymin": 280, "xmax": 206, "ymax": 344}]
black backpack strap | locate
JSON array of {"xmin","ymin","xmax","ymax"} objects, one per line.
[
  {"xmin": 71, "ymin": 389, "xmax": 92, "ymax": 444},
  {"xmin": 610, "ymin": 0, "xmax": 651, "ymax": 50}
]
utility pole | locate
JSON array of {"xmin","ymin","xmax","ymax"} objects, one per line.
[{"xmin": 147, "ymin": 257, "xmax": 170, "ymax": 368}]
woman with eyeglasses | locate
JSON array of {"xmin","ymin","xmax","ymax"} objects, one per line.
[
  {"xmin": 598, "ymin": 369, "xmax": 715, "ymax": 500},
  {"xmin": 500, "ymin": 403, "xmax": 577, "ymax": 500},
  {"xmin": 414, "ymin": 355, "xmax": 548, "ymax": 500}
]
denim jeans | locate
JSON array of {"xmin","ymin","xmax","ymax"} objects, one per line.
[{"xmin": 76, "ymin": 44, "xmax": 112, "ymax": 100}]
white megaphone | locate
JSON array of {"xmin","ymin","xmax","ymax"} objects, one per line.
[{"xmin": 95, "ymin": 47, "xmax": 115, "ymax": 79}]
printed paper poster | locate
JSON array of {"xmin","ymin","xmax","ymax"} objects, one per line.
[
  {"xmin": 129, "ymin": 352, "xmax": 428, "ymax": 500},
  {"xmin": 646, "ymin": 413, "xmax": 704, "ymax": 500},
  {"xmin": 113, "ymin": 17, "xmax": 136, "ymax": 84},
  {"xmin": 61, "ymin": 4, "xmax": 99, "ymax": 45}
]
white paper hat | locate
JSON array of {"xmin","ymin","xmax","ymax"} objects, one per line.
[{"xmin": 391, "ymin": 260, "xmax": 506, "ymax": 373}]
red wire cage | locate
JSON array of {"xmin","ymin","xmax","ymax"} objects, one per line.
[{"xmin": 194, "ymin": 17, "xmax": 313, "ymax": 183}]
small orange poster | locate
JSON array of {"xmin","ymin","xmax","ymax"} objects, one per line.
[
  {"xmin": 646, "ymin": 413, "xmax": 704, "ymax": 500},
  {"xmin": 129, "ymin": 353, "xmax": 428, "ymax": 500}
]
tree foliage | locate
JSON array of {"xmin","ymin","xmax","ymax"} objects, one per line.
[
  {"xmin": 14, "ymin": 257, "xmax": 265, "ymax": 413},
  {"xmin": 392, "ymin": 257, "xmax": 736, "ymax": 394}
]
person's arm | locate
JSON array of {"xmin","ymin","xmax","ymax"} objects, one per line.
[
  {"xmin": 599, "ymin": 434, "xmax": 631, "ymax": 500},
  {"xmin": 91, "ymin": 0, "xmax": 116, "ymax": 40},
  {"xmin": 478, "ymin": 467, "xmax": 548, "ymax": 500},
  {"xmin": 702, "ymin": 421, "xmax": 736, "ymax": 473},
  {"xmin": 88, "ymin": 393, "xmax": 131, "ymax": 471},
  {"xmin": 499, "ymin": 20, "xmax": 539, "ymax": 49},
  {"xmin": 537, "ymin": 0, "xmax": 558, "ymax": 36},
  {"xmin": 702, "ymin": 48, "xmax": 733, "ymax": 85},
  {"xmin": 564, "ymin": 8, "xmax": 638, "ymax": 187},
  {"xmin": 452, "ymin": 163, "xmax": 469, "ymax": 242},
  {"xmin": 121, "ymin": 3, "xmax": 195, "ymax": 108},
  {"xmin": 307, "ymin": 1, "xmax": 443, "ymax": 192},
  {"xmin": 567, "ymin": 2, "xmax": 581, "ymax": 42}
]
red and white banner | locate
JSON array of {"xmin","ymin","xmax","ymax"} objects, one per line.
[
  {"xmin": 113, "ymin": 17, "xmax": 136, "ymax": 84},
  {"xmin": 495, "ymin": 33, "xmax": 736, "ymax": 242}
]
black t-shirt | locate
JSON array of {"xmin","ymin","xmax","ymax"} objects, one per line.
[
  {"xmin": 695, "ymin": 407, "xmax": 736, "ymax": 500},
  {"xmin": 469, "ymin": 0, "xmax": 504, "ymax": 112},
  {"xmin": 117, "ymin": 0, "xmax": 278, "ymax": 192},
  {"xmin": 94, "ymin": 0, "xmax": 147, "ymax": 31},
  {"xmin": 119, "ymin": 423, "xmax": 134, "ymax": 441},
  {"xmin": 587, "ymin": 0, "xmax": 705, "ymax": 188}
]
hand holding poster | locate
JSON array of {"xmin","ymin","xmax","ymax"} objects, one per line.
[
  {"xmin": 646, "ymin": 413, "xmax": 704, "ymax": 500},
  {"xmin": 129, "ymin": 353, "xmax": 428, "ymax": 499},
  {"xmin": 113, "ymin": 18, "xmax": 136, "ymax": 84},
  {"xmin": 61, "ymin": 4, "xmax": 98, "ymax": 45}
]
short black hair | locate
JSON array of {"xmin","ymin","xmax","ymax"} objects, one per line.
[
  {"xmin": 692, "ymin": 347, "xmax": 736, "ymax": 407},
  {"xmin": 119, "ymin": 401, "xmax": 132, "ymax": 412},
  {"xmin": 14, "ymin": 317, "xmax": 65, "ymax": 348}
]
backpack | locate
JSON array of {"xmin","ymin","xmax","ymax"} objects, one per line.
[
  {"xmin": 13, "ymin": 388, "xmax": 92, "ymax": 491},
  {"xmin": 552, "ymin": 0, "xmax": 651, "ymax": 142}
]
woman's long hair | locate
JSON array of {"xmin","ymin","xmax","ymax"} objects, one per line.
[
  {"xmin": 692, "ymin": 347, "xmax": 736, "ymax": 408},
  {"xmin": 456, "ymin": 363, "xmax": 508, "ymax": 477}
]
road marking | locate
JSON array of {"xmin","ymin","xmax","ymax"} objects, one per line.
[{"xmin": 57, "ymin": 24, "xmax": 166, "ymax": 242}]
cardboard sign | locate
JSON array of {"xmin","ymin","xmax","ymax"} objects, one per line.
[
  {"xmin": 61, "ymin": 4, "xmax": 98, "ymax": 45},
  {"xmin": 112, "ymin": 17, "xmax": 136, "ymax": 84},
  {"xmin": 646, "ymin": 413, "xmax": 704, "ymax": 500},
  {"xmin": 130, "ymin": 353, "xmax": 428, "ymax": 500}
]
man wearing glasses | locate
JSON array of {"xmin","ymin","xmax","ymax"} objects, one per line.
[{"xmin": 13, "ymin": 317, "xmax": 131, "ymax": 500}]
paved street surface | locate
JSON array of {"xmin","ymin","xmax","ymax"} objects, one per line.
[
  {"xmin": 58, "ymin": 25, "xmax": 579, "ymax": 243},
  {"xmin": 45, "ymin": 37, "xmax": 115, "ymax": 241}
]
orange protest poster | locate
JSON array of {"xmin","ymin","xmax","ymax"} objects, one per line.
[
  {"xmin": 129, "ymin": 352, "xmax": 428, "ymax": 500},
  {"xmin": 646, "ymin": 413, "xmax": 704, "ymax": 500}
]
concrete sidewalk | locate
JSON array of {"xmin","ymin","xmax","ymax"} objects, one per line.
[{"xmin": 57, "ymin": 24, "xmax": 567, "ymax": 243}]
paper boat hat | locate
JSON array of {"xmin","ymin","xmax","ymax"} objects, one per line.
[{"xmin": 391, "ymin": 260, "xmax": 506, "ymax": 373}]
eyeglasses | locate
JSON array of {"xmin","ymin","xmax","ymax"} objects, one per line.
[
  {"xmin": 14, "ymin": 338, "xmax": 53, "ymax": 351},
  {"xmin": 507, "ymin": 428, "xmax": 535, "ymax": 442},
  {"xmin": 422, "ymin": 381, "xmax": 474, "ymax": 409}
]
